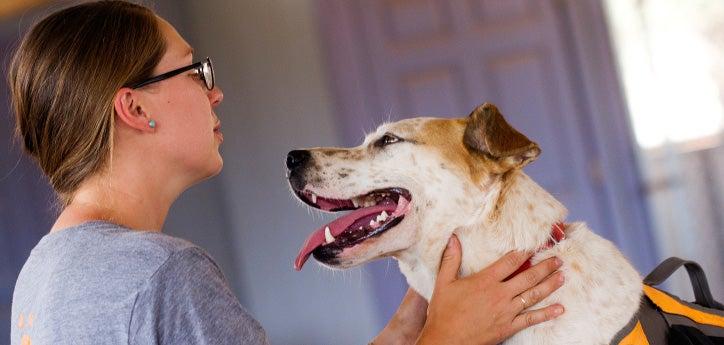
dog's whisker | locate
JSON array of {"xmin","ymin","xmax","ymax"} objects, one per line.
[
  {"xmin": 346, "ymin": 269, "xmax": 354, "ymax": 285},
  {"xmin": 357, "ymin": 267, "xmax": 363, "ymax": 288}
]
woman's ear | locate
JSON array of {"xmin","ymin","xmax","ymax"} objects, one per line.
[
  {"xmin": 113, "ymin": 88, "xmax": 155, "ymax": 131},
  {"xmin": 463, "ymin": 102, "xmax": 540, "ymax": 171}
]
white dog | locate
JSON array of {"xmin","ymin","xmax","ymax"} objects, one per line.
[{"xmin": 286, "ymin": 103, "xmax": 642, "ymax": 344}]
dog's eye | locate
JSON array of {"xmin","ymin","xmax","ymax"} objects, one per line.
[{"xmin": 374, "ymin": 134, "xmax": 402, "ymax": 148}]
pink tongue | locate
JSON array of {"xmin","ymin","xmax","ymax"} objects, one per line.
[{"xmin": 294, "ymin": 204, "xmax": 397, "ymax": 271}]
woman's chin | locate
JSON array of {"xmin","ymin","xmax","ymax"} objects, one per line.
[
  {"xmin": 209, "ymin": 155, "xmax": 223, "ymax": 176},
  {"xmin": 194, "ymin": 155, "xmax": 224, "ymax": 183}
]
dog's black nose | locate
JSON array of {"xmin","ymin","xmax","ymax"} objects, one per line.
[{"xmin": 286, "ymin": 150, "xmax": 311, "ymax": 170}]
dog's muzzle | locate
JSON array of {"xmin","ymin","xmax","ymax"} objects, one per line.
[{"xmin": 285, "ymin": 148, "xmax": 413, "ymax": 271}]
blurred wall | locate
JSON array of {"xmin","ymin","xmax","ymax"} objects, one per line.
[
  {"xmin": 151, "ymin": 0, "xmax": 241, "ymax": 304},
  {"xmin": 167, "ymin": 0, "xmax": 382, "ymax": 344}
]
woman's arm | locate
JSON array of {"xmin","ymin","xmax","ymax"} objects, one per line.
[{"xmin": 370, "ymin": 288, "xmax": 429, "ymax": 345}]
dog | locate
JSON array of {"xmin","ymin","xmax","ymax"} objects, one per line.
[{"xmin": 286, "ymin": 103, "xmax": 642, "ymax": 344}]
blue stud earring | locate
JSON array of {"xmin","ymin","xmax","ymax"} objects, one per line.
[{"xmin": 148, "ymin": 119, "xmax": 156, "ymax": 128}]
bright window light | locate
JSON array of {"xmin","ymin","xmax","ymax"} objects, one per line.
[{"xmin": 605, "ymin": 0, "xmax": 724, "ymax": 149}]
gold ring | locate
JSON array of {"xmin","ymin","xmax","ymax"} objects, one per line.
[{"xmin": 519, "ymin": 295, "xmax": 527, "ymax": 308}]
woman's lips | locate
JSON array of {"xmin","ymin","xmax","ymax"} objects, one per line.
[
  {"xmin": 213, "ymin": 120, "xmax": 222, "ymax": 140},
  {"xmin": 214, "ymin": 127, "xmax": 223, "ymax": 142}
]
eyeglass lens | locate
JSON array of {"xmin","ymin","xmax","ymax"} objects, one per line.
[{"xmin": 203, "ymin": 59, "xmax": 214, "ymax": 90}]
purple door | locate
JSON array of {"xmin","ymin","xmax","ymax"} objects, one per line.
[{"xmin": 317, "ymin": 0, "xmax": 657, "ymax": 326}]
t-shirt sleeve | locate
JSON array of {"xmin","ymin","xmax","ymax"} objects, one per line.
[{"xmin": 129, "ymin": 247, "xmax": 269, "ymax": 345}]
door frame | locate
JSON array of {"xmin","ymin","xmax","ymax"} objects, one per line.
[{"xmin": 553, "ymin": 0, "xmax": 658, "ymax": 269}]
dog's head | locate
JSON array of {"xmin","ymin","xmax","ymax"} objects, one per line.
[{"xmin": 287, "ymin": 103, "xmax": 540, "ymax": 271}]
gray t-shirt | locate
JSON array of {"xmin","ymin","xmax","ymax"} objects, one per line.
[{"xmin": 10, "ymin": 221, "xmax": 269, "ymax": 345}]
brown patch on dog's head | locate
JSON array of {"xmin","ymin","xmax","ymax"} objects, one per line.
[
  {"xmin": 406, "ymin": 117, "xmax": 502, "ymax": 187},
  {"xmin": 463, "ymin": 103, "xmax": 540, "ymax": 173},
  {"xmin": 414, "ymin": 118, "xmax": 482, "ymax": 180}
]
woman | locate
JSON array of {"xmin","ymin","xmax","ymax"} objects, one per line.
[{"xmin": 8, "ymin": 1, "xmax": 564, "ymax": 344}]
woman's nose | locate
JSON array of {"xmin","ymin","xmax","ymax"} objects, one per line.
[{"xmin": 209, "ymin": 85, "xmax": 224, "ymax": 107}]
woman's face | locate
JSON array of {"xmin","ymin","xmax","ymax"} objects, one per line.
[{"xmin": 141, "ymin": 17, "xmax": 225, "ymax": 185}]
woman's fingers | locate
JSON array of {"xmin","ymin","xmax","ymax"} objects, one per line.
[
  {"xmin": 479, "ymin": 250, "xmax": 533, "ymax": 282},
  {"xmin": 420, "ymin": 241, "xmax": 566, "ymax": 344},
  {"xmin": 512, "ymin": 270, "xmax": 565, "ymax": 313},
  {"xmin": 509, "ymin": 304, "xmax": 565, "ymax": 334},
  {"xmin": 506, "ymin": 257, "xmax": 562, "ymax": 297}
]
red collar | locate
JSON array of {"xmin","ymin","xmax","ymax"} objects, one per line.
[{"xmin": 504, "ymin": 222, "xmax": 566, "ymax": 281}]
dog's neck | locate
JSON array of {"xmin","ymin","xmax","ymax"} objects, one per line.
[{"xmin": 399, "ymin": 170, "xmax": 568, "ymax": 299}]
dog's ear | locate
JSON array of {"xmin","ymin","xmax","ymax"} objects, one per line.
[{"xmin": 463, "ymin": 103, "xmax": 540, "ymax": 170}]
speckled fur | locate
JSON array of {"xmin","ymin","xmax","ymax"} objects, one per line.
[{"xmin": 293, "ymin": 110, "xmax": 642, "ymax": 344}]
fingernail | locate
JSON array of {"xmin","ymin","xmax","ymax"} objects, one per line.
[
  {"xmin": 554, "ymin": 257, "xmax": 562, "ymax": 266},
  {"xmin": 558, "ymin": 272, "xmax": 565, "ymax": 283},
  {"xmin": 447, "ymin": 236, "xmax": 456, "ymax": 248},
  {"xmin": 554, "ymin": 305, "xmax": 564, "ymax": 315}
]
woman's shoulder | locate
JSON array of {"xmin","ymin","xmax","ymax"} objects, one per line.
[
  {"xmin": 31, "ymin": 220, "xmax": 214, "ymax": 278},
  {"xmin": 62, "ymin": 220, "xmax": 196, "ymax": 249},
  {"xmin": 97, "ymin": 222, "xmax": 224, "ymax": 278}
]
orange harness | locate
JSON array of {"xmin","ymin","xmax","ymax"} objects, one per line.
[{"xmin": 611, "ymin": 258, "xmax": 724, "ymax": 345}]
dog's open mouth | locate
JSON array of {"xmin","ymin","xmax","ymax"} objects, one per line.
[{"xmin": 293, "ymin": 187, "xmax": 412, "ymax": 270}]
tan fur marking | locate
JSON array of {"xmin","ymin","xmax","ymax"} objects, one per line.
[
  {"xmin": 416, "ymin": 119, "xmax": 499, "ymax": 187},
  {"xmin": 571, "ymin": 261, "xmax": 582, "ymax": 273},
  {"xmin": 490, "ymin": 171, "xmax": 516, "ymax": 220}
]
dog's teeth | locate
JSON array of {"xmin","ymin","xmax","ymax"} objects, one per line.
[
  {"xmin": 324, "ymin": 226, "xmax": 335, "ymax": 244},
  {"xmin": 352, "ymin": 199, "xmax": 359, "ymax": 208},
  {"xmin": 376, "ymin": 211, "xmax": 389, "ymax": 222},
  {"xmin": 311, "ymin": 193, "xmax": 317, "ymax": 204}
]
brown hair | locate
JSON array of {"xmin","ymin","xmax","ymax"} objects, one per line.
[{"xmin": 7, "ymin": 0, "xmax": 166, "ymax": 205}]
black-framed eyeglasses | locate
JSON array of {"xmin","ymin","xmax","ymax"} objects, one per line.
[{"xmin": 129, "ymin": 57, "xmax": 215, "ymax": 90}]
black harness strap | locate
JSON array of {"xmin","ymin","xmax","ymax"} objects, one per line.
[
  {"xmin": 644, "ymin": 257, "xmax": 723, "ymax": 310},
  {"xmin": 609, "ymin": 293, "xmax": 669, "ymax": 345}
]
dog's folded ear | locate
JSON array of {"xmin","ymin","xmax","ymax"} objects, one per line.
[{"xmin": 463, "ymin": 102, "xmax": 541, "ymax": 170}]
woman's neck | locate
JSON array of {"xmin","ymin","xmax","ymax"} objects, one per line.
[{"xmin": 50, "ymin": 173, "xmax": 180, "ymax": 233}]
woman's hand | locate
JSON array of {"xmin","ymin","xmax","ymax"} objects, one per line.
[{"xmin": 416, "ymin": 235, "xmax": 565, "ymax": 345}]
